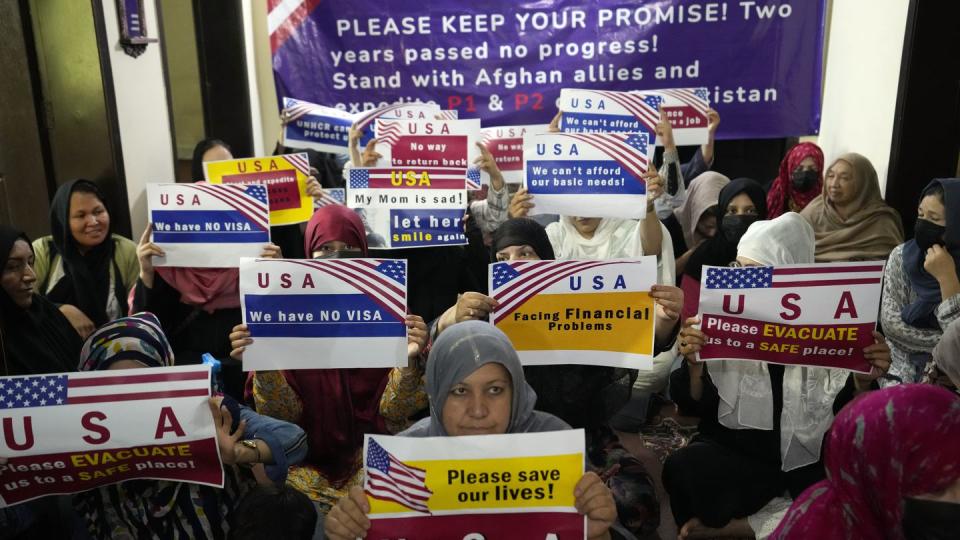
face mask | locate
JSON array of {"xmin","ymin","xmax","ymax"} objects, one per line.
[
  {"xmin": 791, "ymin": 169, "xmax": 818, "ymax": 191},
  {"xmin": 721, "ymin": 215, "xmax": 758, "ymax": 243},
  {"xmin": 914, "ymin": 218, "xmax": 946, "ymax": 252},
  {"xmin": 902, "ymin": 498, "xmax": 960, "ymax": 539}
]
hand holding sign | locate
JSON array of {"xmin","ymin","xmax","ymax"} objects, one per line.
[
  {"xmin": 508, "ymin": 188, "xmax": 534, "ymax": 218},
  {"xmin": 136, "ymin": 225, "xmax": 164, "ymax": 288},
  {"xmin": 326, "ymin": 485, "xmax": 371, "ymax": 540},
  {"xmin": 575, "ymin": 472, "xmax": 617, "ymax": 540}
]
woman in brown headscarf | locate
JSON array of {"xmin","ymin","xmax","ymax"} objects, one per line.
[{"xmin": 800, "ymin": 152, "xmax": 903, "ymax": 262}]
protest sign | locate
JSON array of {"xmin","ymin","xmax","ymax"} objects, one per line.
[
  {"xmin": 355, "ymin": 102, "xmax": 442, "ymax": 147},
  {"xmin": 649, "ymin": 87, "xmax": 712, "ymax": 146},
  {"xmin": 270, "ymin": 1, "xmax": 826, "ymax": 139},
  {"xmin": 523, "ymin": 132, "xmax": 654, "ymax": 219},
  {"xmin": 239, "ymin": 257, "xmax": 408, "ymax": 370},
  {"xmin": 363, "ymin": 430, "xmax": 585, "ymax": 539},
  {"xmin": 480, "ymin": 124, "xmax": 550, "ymax": 184},
  {"xmin": 347, "ymin": 166, "xmax": 468, "ymax": 249},
  {"xmin": 282, "ymin": 97, "xmax": 356, "ymax": 153},
  {"xmin": 147, "ymin": 183, "xmax": 270, "ymax": 268},
  {"xmin": 490, "ymin": 258, "xmax": 657, "ymax": 369},
  {"xmin": 374, "ymin": 119, "xmax": 485, "ymax": 189},
  {"xmin": 0, "ymin": 365, "xmax": 221, "ymax": 508},
  {"xmin": 314, "ymin": 187, "xmax": 346, "ymax": 209},
  {"xmin": 204, "ymin": 154, "xmax": 313, "ymax": 226},
  {"xmin": 696, "ymin": 262, "xmax": 885, "ymax": 372},
  {"xmin": 558, "ymin": 88, "xmax": 662, "ymax": 140}
]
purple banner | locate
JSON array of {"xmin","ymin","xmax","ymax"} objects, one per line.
[{"xmin": 269, "ymin": 1, "xmax": 825, "ymax": 139}]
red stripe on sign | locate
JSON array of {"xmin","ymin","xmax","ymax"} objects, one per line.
[
  {"xmin": 773, "ymin": 265, "xmax": 885, "ymax": 275},
  {"xmin": 68, "ymin": 370, "xmax": 209, "ymax": 388},
  {"xmin": 68, "ymin": 388, "xmax": 210, "ymax": 405},
  {"xmin": 269, "ymin": 0, "xmax": 321, "ymax": 54},
  {"xmin": 771, "ymin": 278, "xmax": 882, "ymax": 288}
]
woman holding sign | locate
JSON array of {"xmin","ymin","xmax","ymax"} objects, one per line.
[
  {"xmin": 229, "ymin": 205, "xmax": 430, "ymax": 513},
  {"xmin": 664, "ymin": 213, "xmax": 892, "ymax": 539},
  {"xmin": 326, "ymin": 322, "xmax": 621, "ymax": 540},
  {"xmin": 74, "ymin": 313, "xmax": 308, "ymax": 540},
  {"xmin": 881, "ymin": 178, "xmax": 960, "ymax": 385},
  {"xmin": 32, "ymin": 179, "xmax": 138, "ymax": 338}
]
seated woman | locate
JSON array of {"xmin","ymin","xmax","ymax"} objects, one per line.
[
  {"xmin": 771, "ymin": 384, "xmax": 960, "ymax": 539},
  {"xmin": 680, "ymin": 178, "xmax": 768, "ymax": 323},
  {"xmin": 766, "ymin": 142, "xmax": 824, "ymax": 218},
  {"xmin": 665, "ymin": 213, "xmax": 892, "ymax": 538},
  {"xmin": 0, "ymin": 225, "xmax": 81, "ymax": 376},
  {"xmin": 383, "ymin": 218, "xmax": 675, "ymax": 536},
  {"xmin": 326, "ymin": 321, "xmax": 620, "ymax": 540},
  {"xmin": 881, "ymin": 178, "xmax": 960, "ymax": 385},
  {"xmin": 32, "ymin": 179, "xmax": 138, "ymax": 337},
  {"xmin": 800, "ymin": 152, "xmax": 903, "ymax": 262},
  {"xmin": 672, "ymin": 172, "xmax": 730, "ymax": 277},
  {"xmin": 74, "ymin": 313, "xmax": 308, "ymax": 539},
  {"xmin": 229, "ymin": 204, "xmax": 428, "ymax": 513}
]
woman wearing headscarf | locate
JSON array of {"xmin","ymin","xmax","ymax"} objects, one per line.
[
  {"xmin": 925, "ymin": 318, "xmax": 960, "ymax": 393},
  {"xmin": 664, "ymin": 213, "xmax": 892, "ymax": 539},
  {"xmin": 672, "ymin": 172, "xmax": 730, "ymax": 278},
  {"xmin": 134, "ymin": 139, "xmax": 285, "ymax": 399},
  {"xmin": 800, "ymin": 152, "xmax": 903, "ymax": 262},
  {"xmin": 228, "ymin": 204, "xmax": 429, "ymax": 513},
  {"xmin": 880, "ymin": 178, "xmax": 960, "ymax": 385},
  {"xmin": 382, "ymin": 218, "xmax": 663, "ymax": 536},
  {"xmin": 32, "ymin": 179, "xmax": 138, "ymax": 337},
  {"xmin": 680, "ymin": 178, "xmax": 768, "ymax": 323},
  {"xmin": 0, "ymin": 225, "xmax": 82, "ymax": 538},
  {"xmin": 771, "ymin": 384, "xmax": 960, "ymax": 539},
  {"xmin": 325, "ymin": 321, "xmax": 620, "ymax": 540},
  {"xmin": 74, "ymin": 313, "xmax": 308, "ymax": 539},
  {"xmin": 766, "ymin": 142, "xmax": 823, "ymax": 219},
  {"xmin": 0, "ymin": 225, "xmax": 81, "ymax": 376}
]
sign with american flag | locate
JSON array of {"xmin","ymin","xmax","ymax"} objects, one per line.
[
  {"xmin": 373, "ymin": 119, "xmax": 485, "ymax": 190},
  {"xmin": 346, "ymin": 167, "xmax": 468, "ymax": 249},
  {"xmin": 523, "ymin": 131, "xmax": 656, "ymax": 220},
  {"xmin": 363, "ymin": 431, "xmax": 585, "ymax": 539},
  {"xmin": 479, "ymin": 124, "xmax": 550, "ymax": 184},
  {"xmin": 697, "ymin": 262, "xmax": 885, "ymax": 372},
  {"xmin": 354, "ymin": 102, "xmax": 441, "ymax": 148},
  {"xmin": 490, "ymin": 258, "xmax": 657, "ymax": 369},
  {"xmin": 239, "ymin": 257, "xmax": 408, "ymax": 370},
  {"xmin": 312, "ymin": 187, "xmax": 346, "ymax": 209},
  {"xmin": 282, "ymin": 97, "xmax": 355, "ymax": 153},
  {"xmin": 647, "ymin": 87, "xmax": 712, "ymax": 146},
  {"xmin": 204, "ymin": 153, "xmax": 313, "ymax": 226},
  {"xmin": 559, "ymin": 88, "xmax": 662, "ymax": 139},
  {"xmin": 0, "ymin": 365, "xmax": 222, "ymax": 508},
  {"xmin": 147, "ymin": 183, "xmax": 270, "ymax": 268}
]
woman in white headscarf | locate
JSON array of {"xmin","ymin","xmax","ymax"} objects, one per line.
[{"xmin": 662, "ymin": 213, "xmax": 892, "ymax": 539}]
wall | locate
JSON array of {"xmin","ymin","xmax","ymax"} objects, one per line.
[
  {"xmin": 99, "ymin": 0, "xmax": 176, "ymax": 238},
  {"xmin": 250, "ymin": 3, "xmax": 280, "ymax": 156},
  {"xmin": 817, "ymin": 0, "xmax": 910, "ymax": 193},
  {"xmin": 160, "ymin": 0, "xmax": 204, "ymax": 160}
]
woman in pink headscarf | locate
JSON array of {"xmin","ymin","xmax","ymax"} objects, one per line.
[
  {"xmin": 766, "ymin": 142, "xmax": 824, "ymax": 218},
  {"xmin": 771, "ymin": 384, "xmax": 960, "ymax": 539}
]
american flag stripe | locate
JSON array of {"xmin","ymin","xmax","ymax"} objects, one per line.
[
  {"xmin": 368, "ymin": 473, "xmax": 431, "ymax": 501},
  {"xmin": 189, "ymin": 184, "xmax": 269, "ymax": 231},
  {"xmin": 595, "ymin": 90, "xmax": 660, "ymax": 127},
  {"xmin": 68, "ymin": 370, "xmax": 208, "ymax": 388},
  {"xmin": 563, "ymin": 133, "xmax": 650, "ymax": 182},
  {"xmin": 376, "ymin": 122, "xmax": 404, "ymax": 146},
  {"xmin": 771, "ymin": 278, "xmax": 881, "ymax": 288},
  {"xmin": 769, "ymin": 265, "xmax": 884, "ymax": 287},
  {"xmin": 285, "ymin": 259, "xmax": 406, "ymax": 319},
  {"xmin": 68, "ymin": 388, "xmax": 209, "ymax": 405},
  {"xmin": 359, "ymin": 168, "xmax": 468, "ymax": 189},
  {"xmin": 367, "ymin": 475, "xmax": 430, "ymax": 510},
  {"xmin": 437, "ymin": 110, "xmax": 458, "ymax": 120},
  {"xmin": 772, "ymin": 265, "xmax": 885, "ymax": 276},
  {"xmin": 268, "ymin": 0, "xmax": 321, "ymax": 54},
  {"xmin": 283, "ymin": 100, "xmax": 319, "ymax": 123},
  {"xmin": 657, "ymin": 88, "xmax": 710, "ymax": 113},
  {"xmin": 372, "ymin": 467, "xmax": 431, "ymax": 495},
  {"xmin": 285, "ymin": 154, "xmax": 312, "ymax": 176},
  {"xmin": 355, "ymin": 104, "xmax": 411, "ymax": 132},
  {"xmin": 494, "ymin": 261, "xmax": 621, "ymax": 323}
]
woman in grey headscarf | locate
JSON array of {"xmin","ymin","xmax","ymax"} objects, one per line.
[
  {"xmin": 925, "ymin": 318, "xmax": 960, "ymax": 393},
  {"xmin": 325, "ymin": 321, "xmax": 620, "ymax": 540}
]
